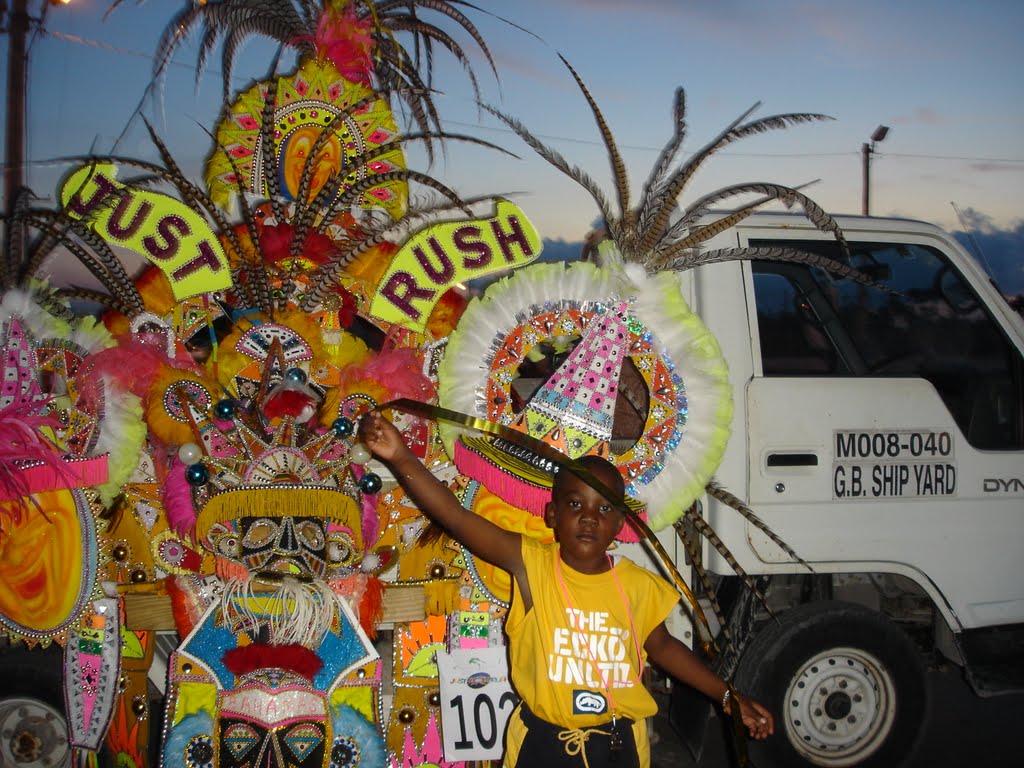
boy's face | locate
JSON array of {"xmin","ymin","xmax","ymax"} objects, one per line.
[{"xmin": 544, "ymin": 466, "xmax": 625, "ymax": 571}]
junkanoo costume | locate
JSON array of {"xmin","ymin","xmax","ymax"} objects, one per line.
[{"xmin": 0, "ymin": 0, "xmax": 845, "ymax": 763}]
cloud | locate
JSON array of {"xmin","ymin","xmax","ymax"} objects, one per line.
[
  {"xmin": 949, "ymin": 212, "xmax": 1024, "ymax": 296},
  {"xmin": 969, "ymin": 162, "xmax": 1021, "ymax": 173},
  {"xmin": 954, "ymin": 207, "xmax": 1016, "ymax": 235},
  {"xmin": 891, "ymin": 107, "xmax": 946, "ymax": 126}
]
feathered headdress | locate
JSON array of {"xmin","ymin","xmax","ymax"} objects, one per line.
[
  {"xmin": 121, "ymin": 0, "xmax": 499, "ymax": 163},
  {"xmin": 439, "ymin": 58, "xmax": 842, "ymax": 648}
]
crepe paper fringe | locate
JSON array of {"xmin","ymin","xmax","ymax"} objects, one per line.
[
  {"xmin": 166, "ymin": 576, "xmax": 197, "ymax": 639},
  {"xmin": 358, "ymin": 575, "xmax": 384, "ymax": 640},
  {"xmin": 222, "ymin": 642, "xmax": 324, "ymax": 681},
  {"xmin": 453, "ymin": 439, "xmax": 550, "ymax": 517},
  {"xmin": 328, "ymin": 572, "xmax": 379, "ymax": 638},
  {"xmin": 0, "ymin": 456, "xmax": 108, "ymax": 504},
  {"xmin": 196, "ymin": 486, "xmax": 362, "ymax": 542},
  {"xmin": 215, "ymin": 555, "xmax": 250, "ymax": 583},
  {"xmin": 453, "ymin": 436, "xmax": 646, "ymax": 544},
  {"xmin": 424, "ymin": 579, "xmax": 460, "ymax": 617}
]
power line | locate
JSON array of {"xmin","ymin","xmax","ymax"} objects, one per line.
[
  {"xmin": 884, "ymin": 152, "xmax": 1024, "ymax": 164},
  {"xmin": 43, "ymin": 28, "xmax": 254, "ymax": 82},
  {"xmin": 446, "ymin": 120, "xmax": 1024, "ymax": 163},
  {"xmin": 33, "ymin": 29, "xmax": 1024, "ymax": 167}
]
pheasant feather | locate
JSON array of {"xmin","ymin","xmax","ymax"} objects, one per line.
[
  {"xmin": 482, "ymin": 105, "xmax": 614, "ymax": 225},
  {"xmin": 706, "ymin": 479, "xmax": 814, "ymax": 572},
  {"xmin": 674, "ymin": 517, "xmax": 733, "ymax": 648},
  {"xmin": 558, "ymin": 55, "xmax": 631, "ymax": 228}
]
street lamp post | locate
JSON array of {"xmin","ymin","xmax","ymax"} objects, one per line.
[
  {"xmin": 3, "ymin": 0, "xmax": 30, "ymax": 214},
  {"xmin": 861, "ymin": 124, "xmax": 890, "ymax": 216},
  {"xmin": 3, "ymin": 0, "xmax": 69, "ymax": 215}
]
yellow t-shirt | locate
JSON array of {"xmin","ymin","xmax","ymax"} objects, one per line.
[{"xmin": 505, "ymin": 537, "xmax": 680, "ymax": 728}]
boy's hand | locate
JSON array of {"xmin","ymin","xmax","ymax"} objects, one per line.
[
  {"xmin": 360, "ymin": 411, "xmax": 406, "ymax": 463},
  {"xmin": 726, "ymin": 692, "xmax": 774, "ymax": 740}
]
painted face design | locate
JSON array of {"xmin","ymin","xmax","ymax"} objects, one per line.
[
  {"xmin": 217, "ymin": 679, "xmax": 330, "ymax": 768},
  {"xmin": 281, "ymin": 126, "xmax": 342, "ymax": 202}
]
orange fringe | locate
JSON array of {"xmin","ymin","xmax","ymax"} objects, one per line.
[
  {"xmin": 215, "ymin": 555, "xmax": 250, "ymax": 582},
  {"xmin": 166, "ymin": 577, "xmax": 196, "ymax": 639},
  {"xmin": 359, "ymin": 576, "xmax": 385, "ymax": 640}
]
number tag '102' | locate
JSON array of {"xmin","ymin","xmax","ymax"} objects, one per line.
[{"xmin": 436, "ymin": 646, "xmax": 519, "ymax": 761}]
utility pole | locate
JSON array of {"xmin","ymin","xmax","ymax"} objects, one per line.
[
  {"xmin": 4, "ymin": 0, "xmax": 29, "ymax": 214},
  {"xmin": 861, "ymin": 125, "xmax": 890, "ymax": 216}
]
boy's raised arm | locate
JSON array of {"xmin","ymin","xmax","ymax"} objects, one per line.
[{"xmin": 361, "ymin": 411, "xmax": 525, "ymax": 578}]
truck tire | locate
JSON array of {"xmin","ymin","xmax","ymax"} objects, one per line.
[
  {"xmin": 0, "ymin": 645, "xmax": 72, "ymax": 768},
  {"xmin": 732, "ymin": 601, "xmax": 927, "ymax": 768}
]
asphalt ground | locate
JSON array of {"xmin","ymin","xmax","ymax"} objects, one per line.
[{"xmin": 649, "ymin": 661, "xmax": 1018, "ymax": 768}]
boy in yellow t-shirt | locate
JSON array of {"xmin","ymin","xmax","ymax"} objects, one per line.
[{"xmin": 362, "ymin": 411, "xmax": 772, "ymax": 768}]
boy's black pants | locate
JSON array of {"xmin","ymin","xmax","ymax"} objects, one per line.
[{"xmin": 514, "ymin": 703, "xmax": 640, "ymax": 768}]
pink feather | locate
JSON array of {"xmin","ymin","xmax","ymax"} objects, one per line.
[
  {"xmin": 0, "ymin": 400, "xmax": 77, "ymax": 524},
  {"xmin": 351, "ymin": 347, "xmax": 436, "ymax": 403},
  {"xmin": 349, "ymin": 463, "xmax": 380, "ymax": 546},
  {"xmin": 314, "ymin": 5, "xmax": 375, "ymax": 84},
  {"xmin": 78, "ymin": 336, "xmax": 201, "ymax": 405},
  {"xmin": 163, "ymin": 460, "xmax": 198, "ymax": 538}
]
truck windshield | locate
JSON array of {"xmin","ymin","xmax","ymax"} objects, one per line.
[{"xmin": 750, "ymin": 238, "xmax": 1023, "ymax": 451}]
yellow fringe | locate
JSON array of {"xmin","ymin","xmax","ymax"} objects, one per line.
[
  {"xmin": 423, "ymin": 579, "xmax": 460, "ymax": 616},
  {"xmin": 196, "ymin": 487, "xmax": 363, "ymax": 542}
]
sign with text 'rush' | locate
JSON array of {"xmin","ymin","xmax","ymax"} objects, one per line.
[{"xmin": 369, "ymin": 199, "xmax": 541, "ymax": 332}]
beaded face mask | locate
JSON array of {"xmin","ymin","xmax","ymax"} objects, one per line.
[
  {"xmin": 239, "ymin": 515, "xmax": 329, "ymax": 577},
  {"xmin": 208, "ymin": 516, "xmax": 361, "ymax": 580}
]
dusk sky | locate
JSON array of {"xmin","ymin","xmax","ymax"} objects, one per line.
[{"xmin": 5, "ymin": 0, "xmax": 1023, "ymax": 247}]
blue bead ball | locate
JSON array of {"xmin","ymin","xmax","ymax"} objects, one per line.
[
  {"xmin": 185, "ymin": 463, "xmax": 209, "ymax": 486},
  {"xmin": 285, "ymin": 367, "xmax": 308, "ymax": 384},
  {"xmin": 213, "ymin": 399, "xmax": 237, "ymax": 420},
  {"xmin": 359, "ymin": 473, "xmax": 382, "ymax": 494},
  {"xmin": 332, "ymin": 417, "xmax": 355, "ymax": 437}
]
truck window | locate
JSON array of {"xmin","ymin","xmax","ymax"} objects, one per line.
[{"xmin": 750, "ymin": 239, "xmax": 1023, "ymax": 450}]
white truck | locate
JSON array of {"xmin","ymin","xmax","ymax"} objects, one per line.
[{"xmin": 651, "ymin": 212, "xmax": 1023, "ymax": 768}]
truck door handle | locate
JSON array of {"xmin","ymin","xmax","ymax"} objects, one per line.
[{"xmin": 766, "ymin": 453, "xmax": 819, "ymax": 467}]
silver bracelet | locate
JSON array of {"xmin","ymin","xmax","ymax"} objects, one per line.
[{"xmin": 721, "ymin": 688, "xmax": 732, "ymax": 709}]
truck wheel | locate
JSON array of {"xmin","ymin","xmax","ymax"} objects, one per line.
[
  {"xmin": 733, "ymin": 601, "xmax": 927, "ymax": 768},
  {"xmin": 0, "ymin": 646, "xmax": 72, "ymax": 768}
]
